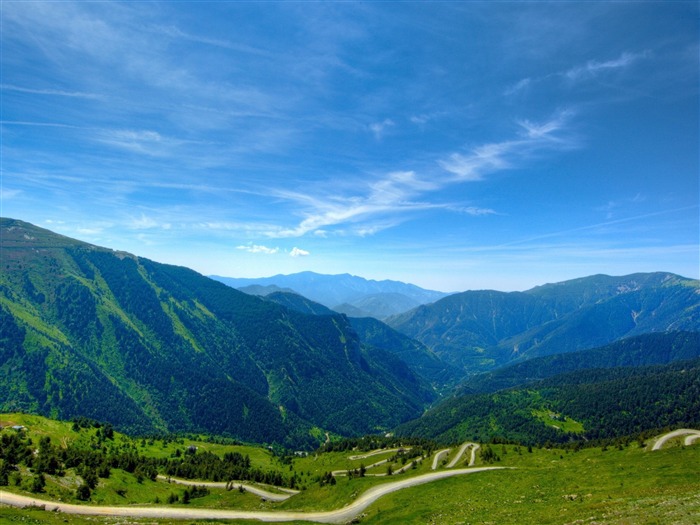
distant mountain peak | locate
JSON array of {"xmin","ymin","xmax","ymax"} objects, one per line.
[{"xmin": 210, "ymin": 272, "xmax": 450, "ymax": 319}]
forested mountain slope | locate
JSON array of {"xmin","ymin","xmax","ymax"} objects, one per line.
[
  {"xmin": 259, "ymin": 290, "xmax": 460, "ymax": 389},
  {"xmin": 0, "ymin": 218, "xmax": 432, "ymax": 446},
  {"xmin": 387, "ymin": 273, "xmax": 700, "ymax": 374},
  {"xmin": 461, "ymin": 331, "xmax": 700, "ymax": 394},
  {"xmin": 395, "ymin": 356, "xmax": 700, "ymax": 445}
]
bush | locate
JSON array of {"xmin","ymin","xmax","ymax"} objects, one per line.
[{"xmin": 76, "ymin": 483, "xmax": 91, "ymax": 501}]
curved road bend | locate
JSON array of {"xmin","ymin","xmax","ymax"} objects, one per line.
[
  {"xmin": 446, "ymin": 443, "xmax": 477, "ymax": 468},
  {"xmin": 347, "ymin": 448, "xmax": 408, "ymax": 461},
  {"xmin": 686, "ymin": 434, "xmax": 700, "ymax": 446},
  {"xmin": 651, "ymin": 429, "xmax": 700, "ymax": 451},
  {"xmin": 468, "ymin": 444, "xmax": 480, "ymax": 466},
  {"xmin": 1, "ymin": 467, "xmax": 507, "ymax": 524},
  {"xmin": 157, "ymin": 475, "xmax": 298, "ymax": 502},
  {"xmin": 431, "ymin": 449, "xmax": 450, "ymax": 470}
]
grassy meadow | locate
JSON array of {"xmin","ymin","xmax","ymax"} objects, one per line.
[{"xmin": 1, "ymin": 413, "xmax": 698, "ymax": 524}]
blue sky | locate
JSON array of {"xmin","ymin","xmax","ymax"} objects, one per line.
[{"xmin": 1, "ymin": 1, "xmax": 698, "ymax": 292}]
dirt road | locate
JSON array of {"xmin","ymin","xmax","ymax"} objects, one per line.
[
  {"xmin": 157, "ymin": 475, "xmax": 298, "ymax": 501},
  {"xmin": 651, "ymin": 428, "xmax": 700, "ymax": 451},
  {"xmin": 446, "ymin": 442, "xmax": 478, "ymax": 468},
  {"xmin": 431, "ymin": 448, "xmax": 450, "ymax": 470},
  {"xmin": 1, "ymin": 466, "xmax": 507, "ymax": 523}
]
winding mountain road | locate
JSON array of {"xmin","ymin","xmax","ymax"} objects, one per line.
[
  {"xmin": 651, "ymin": 429, "xmax": 700, "ymax": 450},
  {"xmin": 347, "ymin": 447, "xmax": 408, "ymax": 460},
  {"xmin": 156, "ymin": 475, "xmax": 298, "ymax": 501},
  {"xmin": 446, "ymin": 443, "xmax": 479, "ymax": 468},
  {"xmin": 431, "ymin": 448, "xmax": 450, "ymax": 470},
  {"xmin": 1, "ymin": 467, "xmax": 506, "ymax": 523}
]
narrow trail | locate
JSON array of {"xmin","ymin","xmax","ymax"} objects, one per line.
[{"xmin": 1, "ymin": 467, "xmax": 507, "ymax": 524}]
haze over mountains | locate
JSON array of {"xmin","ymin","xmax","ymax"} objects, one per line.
[
  {"xmin": 211, "ymin": 273, "xmax": 449, "ymax": 319},
  {"xmin": 2, "ymin": 217, "xmax": 699, "ymax": 448}
]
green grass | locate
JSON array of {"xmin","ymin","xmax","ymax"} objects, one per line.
[
  {"xmin": 358, "ymin": 443, "xmax": 700, "ymax": 525},
  {"xmin": 532, "ymin": 408, "xmax": 585, "ymax": 433},
  {"xmin": 2, "ymin": 414, "xmax": 699, "ymax": 524}
]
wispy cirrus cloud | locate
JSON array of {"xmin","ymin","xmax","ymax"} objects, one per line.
[
  {"xmin": 265, "ymin": 112, "xmax": 575, "ymax": 239},
  {"xmin": 128, "ymin": 214, "xmax": 172, "ymax": 230},
  {"xmin": 440, "ymin": 110, "xmax": 575, "ymax": 181},
  {"xmin": 0, "ymin": 188, "xmax": 22, "ymax": 200},
  {"xmin": 1, "ymin": 84, "xmax": 102, "ymax": 99},
  {"xmin": 268, "ymin": 170, "xmax": 440, "ymax": 238},
  {"xmin": 505, "ymin": 50, "xmax": 651, "ymax": 95},
  {"xmin": 95, "ymin": 129, "xmax": 172, "ymax": 156},
  {"xmin": 564, "ymin": 51, "xmax": 651, "ymax": 81}
]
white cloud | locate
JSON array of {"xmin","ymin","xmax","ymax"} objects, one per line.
[
  {"xmin": 564, "ymin": 51, "xmax": 650, "ymax": 81},
  {"xmin": 0, "ymin": 83, "xmax": 101, "ymax": 99},
  {"xmin": 76, "ymin": 227, "xmax": 104, "ymax": 236},
  {"xmin": 129, "ymin": 214, "xmax": 159, "ymax": 229},
  {"xmin": 455, "ymin": 206, "xmax": 498, "ymax": 216},
  {"xmin": 96, "ymin": 129, "xmax": 169, "ymax": 156},
  {"xmin": 440, "ymin": 111, "xmax": 574, "ymax": 181},
  {"xmin": 265, "ymin": 112, "xmax": 575, "ymax": 240},
  {"xmin": 369, "ymin": 118, "xmax": 395, "ymax": 140},
  {"xmin": 237, "ymin": 243, "xmax": 279, "ymax": 255},
  {"xmin": 268, "ymin": 170, "xmax": 439, "ymax": 238},
  {"xmin": 289, "ymin": 247, "xmax": 310, "ymax": 257},
  {"xmin": 506, "ymin": 51, "xmax": 650, "ymax": 97},
  {"xmin": 0, "ymin": 188, "xmax": 22, "ymax": 200},
  {"xmin": 503, "ymin": 77, "xmax": 531, "ymax": 96}
]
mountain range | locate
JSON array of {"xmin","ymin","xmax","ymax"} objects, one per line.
[
  {"xmin": 0, "ymin": 218, "xmax": 432, "ymax": 447},
  {"xmin": 210, "ymin": 272, "xmax": 449, "ymax": 319},
  {"xmin": 386, "ymin": 272, "xmax": 700, "ymax": 374},
  {"xmin": 2, "ymin": 217, "xmax": 699, "ymax": 448}
]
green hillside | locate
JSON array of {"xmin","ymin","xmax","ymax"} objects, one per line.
[
  {"xmin": 387, "ymin": 273, "xmax": 700, "ymax": 374},
  {"xmin": 395, "ymin": 357, "xmax": 700, "ymax": 445},
  {"xmin": 461, "ymin": 331, "xmax": 700, "ymax": 394},
  {"xmin": 0, "ymin": 218, "xmax": 433, "ymax": 446},
  {"xmin": 0, "ymin": 413, "xmax": 698, "ymax": 525}
]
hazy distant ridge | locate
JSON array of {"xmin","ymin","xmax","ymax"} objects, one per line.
[{"xmin": 210, "ymin": 272, "xmax": 450, "ymax": 319}]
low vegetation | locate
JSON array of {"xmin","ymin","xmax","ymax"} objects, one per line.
[{"xmin": 1, "ymin": 413, "xmax": 699, "ymax": 524}]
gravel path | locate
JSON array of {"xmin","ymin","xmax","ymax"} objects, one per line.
[
  {"xmin": 446, "ymin": 443, "xmax": 478, "ymax": 468},
  {"xmin": 156, "ymin": 475, "xmax": 298, "ymax": 501},
  {"xmin": 0, "ymin": 467, "xmax": 507, "ymax": 524},
  {"xmin": 431, "ymin": 449, "xmax": 450, "ymax": 470},
  {"xmin": 347, "ymin": 447, "xmax": 407, "ymax": 460},
  {"xmin": 651, "ymin": 429, "xmax": 700, "ymax": 451}
]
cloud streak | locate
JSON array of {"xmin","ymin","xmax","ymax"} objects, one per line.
[
  {"xmin": 564, "ymin": 51, "xmax": 650, "ymax": 81},
  {"xmin": 265, "ymin": 111, "xmax": 575, "ymax": 239},
  {"xmin": 506, "ymin": 50, "xmax": 651, "ymax": 95}
]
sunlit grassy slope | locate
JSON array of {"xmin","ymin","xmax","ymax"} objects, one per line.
[{"xmin": 1, "ymin": 413, "xmax": 699, "ymax": 524}]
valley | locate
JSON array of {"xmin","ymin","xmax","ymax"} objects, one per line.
[{"xmin": 1, "ymin": 218, "xmax": 699, "ymax": 523}]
